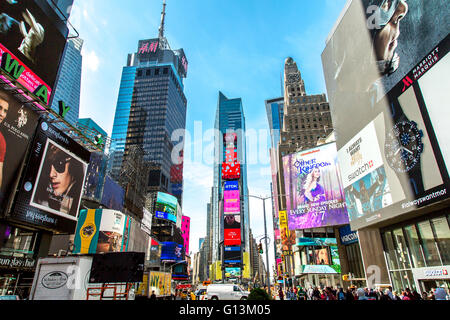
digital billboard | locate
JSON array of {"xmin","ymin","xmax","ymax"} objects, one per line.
[
  {"xmin": 160, "ymin": 242, "xmax": 184, "ymax": 262},
  {"xmin": 155, "ymin": 191, "xmax": 178, "ymax": 223},
  {"xmin": 222, "ymin": 133, "xmax": 241, "ymax": 180},
  {"xmin": 0, "ymin": 89, "xmax": 39, "ymax": 213},
  {"xmin": 224, "ymin": 246, "xmax": 241, "ymax": 265},
  {"xmin": 225, "ymin": 267, "xmax": 241, "ymax": 278},
  {"xmin": 279, "ymin": 210, "xmax": 295, "ymax": 255},
  {"xmin": 83, "ymin": 151, "xmax": 107, "ymax": 201},
  {"xmin": 101, "ymin": 175, "xmax": 125, "ymax": 212},
  {"xmin": 11, "ymin": 119, "xmax": 89, "ymax": 233},
  {"xmin": 224, "ymin": 214, "xmax": 240, "ymax": 229},
  {"xmin": 223, "ymin": 189, "xmax": 240, "ymax": 215},
  {"xmin": 283, "ymin": 143, "xmax": 349, "ymax": 230},
  {"xmin": 73, "ymin": 209, "xmax": 130, "ymax": 254},
  {"xmin": 322, "ymin": 0, "xmax": 450, "ymax": 229},
  {"xmin": 224, "ymin": 229, "xmax": 241, "ymax": 246},
  {"xmin": 0, "ymin": 0, "xmax": 69, "ymax": 104}
]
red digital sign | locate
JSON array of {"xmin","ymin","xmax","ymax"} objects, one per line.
[
  {"xmin": 224, "ymin": 229, "xmax": 241, "ymax": 246},
  {"xmin": 222, "ymin": 133, "xmax": 241, "ymax": 180}
]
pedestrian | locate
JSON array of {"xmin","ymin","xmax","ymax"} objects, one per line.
[
  {"xmin": 297, "ymin": 287, "xmax": 306, "ymax": 301},
  {"xmin": 150, "ymin": 290, "xmax": 156, "ymax": 300},
  {"xmin": 401, "ymin": 291, "xmax": 411, "ymax": 300},
  {"xmin": 421, "ymin": 291, "xmax": 429, "ymax": 300},
  {"xmin": 345, "ymin": 288, "xmax": 355, "ymax": 301},
  {"xmin": 392, "ymin": 291, "xmax": 400, "ymax": 301},
  {"xmin": 435, "ymin": 288, "xmax": 447, "ymax": 300},
  {"xmin": 356, "ymin": 288, "xmax": 368, "ymax": 300},
  {"xmin": 278, "ymin": 287, "xmax": 284, "ymax": 300},
  {"xmin": 337, "ymin": 288, "xmax": 345, "ymax": 300}
]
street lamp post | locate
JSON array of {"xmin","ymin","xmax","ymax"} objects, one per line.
[{"xmin": 249, "ymin": 194, "xmax": 272, "ymax": 296}]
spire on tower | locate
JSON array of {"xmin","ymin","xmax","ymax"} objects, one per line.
[{"xmin": 158, "ymin": 0, "xmax": 170, "ymax": 50}]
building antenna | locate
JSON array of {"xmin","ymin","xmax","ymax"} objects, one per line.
[{"xmin": 158, "ymin": 0, "xmax": 170, "ymax": 49}]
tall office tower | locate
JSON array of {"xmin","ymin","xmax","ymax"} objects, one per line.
[
  {"xmin": 280, "ymin": 57, "xmax": 333, "ymax": 156},
  {"xmin": 211, "ymin": 92, "xmax": 250, "ymax": 278},
  {"xmin": 109, "ymin": 1, "xmax": 188, "ymax": 206},
  {"xmin": 50, "ymin": 37, "xmax": 83, "ymax": 126}
]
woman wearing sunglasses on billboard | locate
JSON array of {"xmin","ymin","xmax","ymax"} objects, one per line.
[{"xmin": 33, "ymin": 143, "xmax": 85, "ymax": 217}]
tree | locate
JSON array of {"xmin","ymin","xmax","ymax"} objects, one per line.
[{"xmin": 248, "ymin": 288, "xmax": 272, "ymax": 300}]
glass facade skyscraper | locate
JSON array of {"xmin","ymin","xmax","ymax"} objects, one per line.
[
  {"xmin": 109, "ymin": 13, "xmax": 188, "ymax": 207},
  {"xmin": 50, "ymin": 37, "xmax": 83, "ymax": 126},
  {"xmin": 211, "ymin": 92, "xmax": 250, "ymax": 265}
]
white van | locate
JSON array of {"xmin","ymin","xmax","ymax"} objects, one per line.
[{"xmin": 206, "ymin": 284, "xmax": 249, "ymax": 300}]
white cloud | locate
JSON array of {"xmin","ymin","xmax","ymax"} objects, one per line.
[{"xmin": 83, "ymin": 50, "xmax": 100, "ymax": 72}]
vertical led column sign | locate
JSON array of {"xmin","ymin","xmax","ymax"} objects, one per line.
[{"xmin": 222, "ymin": 133, "xmax": 242, "ymax": 278}]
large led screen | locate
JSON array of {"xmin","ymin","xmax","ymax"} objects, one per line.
[
  {"xmin": 224, "ymin": 229, "xmax": 241, "ymax": 246},
  {"xmin": 0, "ymin": 0, "xmax": 69, "ymax": 103},
  {"xmin": 224, "ymin": 246, "xmax": 241, "ymax": 265},
  {"xmin": 155, "ymin": 191, "xmax": 178, "ymax": 223},
  {"xmin": 101, "ymin": 175, "xmax": 125, "ymax": 212},
  {"xmin": 322, "ymin": 0, "xmax": 450, "ymax": 229},
  {"xmin": 283, "ymin": 143, "xmax": 348, "ymax": 229},
  {"xmin": 160, "ymin": 242, "xmax": 184, "ymax": 262},
  {"xmin": 223, "ymin": 189, "xmax": 240, "ymax": 215}
]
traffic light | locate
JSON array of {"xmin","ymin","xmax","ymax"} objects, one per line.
[
  {"xmin": 342, "ymin": 274, "xmax": 349, "ymax": 281},
  {"xmin": 258, "ymin": 243, "xmax": 263, "ymax": 254}
]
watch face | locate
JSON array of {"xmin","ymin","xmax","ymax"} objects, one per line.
[
  {"xmin": 385, "ymin": 121, "xmax": 424, "ymax": 173},
  {"xmin": 81, "ymin": 224, "xmax": 95, "ymax": 237}
]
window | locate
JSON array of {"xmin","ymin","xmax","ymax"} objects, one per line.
[
  {"xmin": 431, "ymin": 217, "xmax": 450, "ymax": 265},
  {"xmin": 417, "ymin": 221, "xmax": 441, "ymax": 266},
  {"xmin": 404, "ymin": 225, "xmax": 425, "ymax": 268},
  {"xmin": 155, "ymin": 69, "xmax": 160, "ymax": 75},
  {"xmin": 383, "ymin": 231, "xmax": 399, "ymax": 270}
]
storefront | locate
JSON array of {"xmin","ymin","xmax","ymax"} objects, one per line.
[
  {"xmin": 381, "ymin": 211, "xmax": 450, "ymax": 293},
  {"xmin": 338, "ymin": 225, "xmax": 366, "ymax": 288},
  {"xmin": 0, "ymin": 223, "xmax": 39, "ymax": 299}
]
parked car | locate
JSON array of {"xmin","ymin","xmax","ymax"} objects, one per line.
[{"xmin": 206, "ymin": 284, "xmax": 249, "ymax": 300}]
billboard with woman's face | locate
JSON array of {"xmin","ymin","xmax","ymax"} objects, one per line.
[
  {"xmin": 283, "ymin": 143, "xmax": 349, "ymax": 230},
  {"xmin": 30, "ymin": 139, "xmax": 87, "ymax": 220},
  {"xmin": 11, "ymin": 120, "xmax": 90, "ymax": 233},
  {"xmin": 322, "ymin": 0, "xmax": 450, "ymax": 229}
]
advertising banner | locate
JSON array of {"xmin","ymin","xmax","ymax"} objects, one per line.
[
  {"xmin": 242, "ymin": 251, "xmax": 250, "ymax": 279},
  {"xmin": 223, "ymin": 189, "xmax": 240, "ymax": 215},
  {"xmin": 160, "ymin": 242, "xmax": 184, "ymax": 262},
  {"xmin": 322, "ymin": 0, "xmax": 450, "ymax": 229},
  {"xmin": 0, "ymin": 0, "xmax": 69, "ymax": 103},
  {"xmin": 11, "ymin": 120, "xmax": 89, "ymax": 233},
  {"xmin": 222, "ymin": 133, "xmax": 241, "ymax": 180},
  {"xmin": 224, "ymin": 246, "xmax": 241, "ymax": 265},
  {"xmin": 100, "ymin": 175, "xmax": 125, "ymax": 212},
  {"xmin": 155, "ymin": 192, "xmax": 178, "ymax": 223},
  {"xmin": 339, "ymin": 224, "xmax": 359, "ymax": 245},
  {"xmin": 224, "ymin": 214, "xmax": 240, "ymax": 229},
  {"xmin": 141, "ymin": 207, "xmax": 152, "ymax": 236},
  {"xmin": 225, "ymin": 267, "xmax": 241, "ymax": 278},
  {"xmin": 0, "ymin": 89, "xmax": 39, "ymax": 213},
  {"xmin": 73, "ymin": 209, "xmax": 130, "ymax": 254},
  {"xmin": 82, "ymin": 152, "xmax": 107, "ymax": 201},
  {"xmin": 279, "ymin": 210, "xmax": 295, "ymax": 255},
  {"xmin": 283, "ymin": 143, "xmax": 348, "ymax": 229},
  {"xmin": 224, "ymin": 228, "xmax": 241, "ymax": 246},
  {"xmin": 148, "ymin": 271, "xmax": 171, "ymax": 297}
]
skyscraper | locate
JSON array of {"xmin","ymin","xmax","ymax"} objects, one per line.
[
  {"xmin": 109, "ymin": 1, "xmax": 188, "ymax": 206},
  {"xmin": 210, "ymin": 92, "xmax": 250, "ymax": 279},
  {"xmin": 50, "ymin": 36, "xmax": 83, "ymax": 126}
]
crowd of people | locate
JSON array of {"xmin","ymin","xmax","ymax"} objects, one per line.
[{"xmin": 274, "ymin": 285, "xmax": 450, "ymax": 301}]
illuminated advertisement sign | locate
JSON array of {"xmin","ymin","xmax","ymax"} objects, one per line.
[
  {"xmin": 224, "ymin": 181, "xmax": 239, "ymax": 191},
  {"xmin": 155, "ymin": 192, "xmax": 178, "ymax": 224},
  {"xmin": 223, "ymin": 189, "xmax": 240, "ymax": 214},
  {"xmin": 279, "ymin": 211, "xmax": 295, "ymax": 255},
  {"xmin": 222, "ymin": 133, "xmax": 241, "ymax": 180},
  {"xmin": 83, "ymin": 152, "xmax": 107, "ymax": 201},
  {"xmin": 11, "ymin": 120, "xmax": 89, "ymax": 233},
  {"xmin": 283, "ymin": 143, "xmax": 349, "ymax": 229},
  {"xmin": 322, "ymin": 0, "xmax": 450, "ymax": 229},
  {"xmin": 0, "ymin": 88, "xmax": 39, "ymax": 213},
  {"xmin": 0, "ymin": 0, "xmax": 69, "ymax": 104},
  {"xmin": 160, "ymin": 242, "xmax": 184, "ymax": 262},
  {"xmin": 138, "ymin": 40, "xmax": 159, "ymax": 54},
  {"xmin": 224, "ymin": 246, "xmax": 241, "ymax": 265},
  {"xmin": 224, "ymin": 214, "xmax": 240, "ymax": 229},
  {"xmin": 73, "ymin": 209, "xmax": 131, "ymax": 254},
  {"xmin": 225, "ymin": 267, "xmax": 241, "ymax": 278},
  {"xmin": 101, "ymin": 175, "xmax": 125, "ymax": 212},
  {"xmin": 224, "ymin": 229, "xmax": 241, "ymax": 246}
]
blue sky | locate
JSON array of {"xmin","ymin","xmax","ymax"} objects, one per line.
[{"xmin": 69, "ymin": 0, "xmax": 348, "ymax": 274}]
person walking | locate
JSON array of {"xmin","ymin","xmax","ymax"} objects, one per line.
[
  {"xmin": 337, "ymin": 288, "xmax": 345, "ymax": 300},
  {"xmin": 278, "ymin": 287, "xmax": 284, "ymax": 301}
]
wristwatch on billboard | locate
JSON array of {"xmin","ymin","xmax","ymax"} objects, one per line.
[
  {"xmin": 79, "ymin": 210, "xmax": 97, "ymax": 253},
  {"xmin": 384, "ymin": 98, "xmax": 425, "ymax": 196}
]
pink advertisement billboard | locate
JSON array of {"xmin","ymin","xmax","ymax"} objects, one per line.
[{"xmin": 223, "ymin": 190, "xmax": 240, "ymax": 214}]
